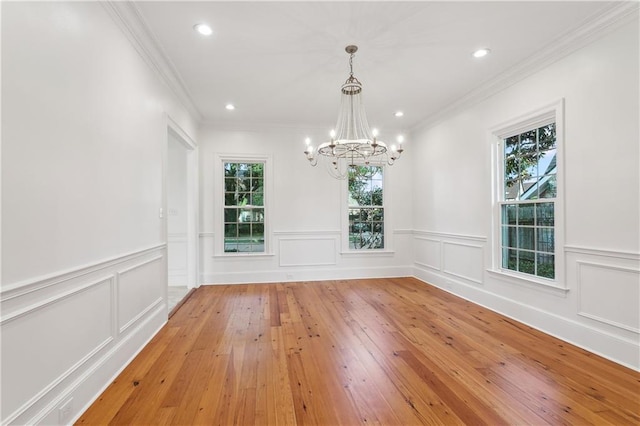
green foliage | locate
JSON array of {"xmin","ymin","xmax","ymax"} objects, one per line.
[{"xmin": 505, "ymin": 123, "xmax": 556, "ymax": 198}]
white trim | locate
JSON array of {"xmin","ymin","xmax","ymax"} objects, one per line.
[
  {"xmin": 31, "ymin": 304, "xmax": 167, "ymax": 426},
  {"xmin": 413, "ymin": 229, "xmax": 487, "ymax": 242},
  {"xmin": 413, "ymin": 269, "xmax": 639, "ymax": 371},
  {"xmin": 340, "ymin": 165, "xmax": 390, "ymax": 253},
  {"xmin": 489, "ymin": 98, "xmax": 566, "ymax": 290},
  {"xmin": 576, "ymin": 261, "xmax": 640, "ymax": 334},
  {"xmin": 101, "ymin": 2, "xmax": 202, "ymax": 121},
  {"xmin": 279, "ymin": 237, "xmax": 338, "ymax": 267},
  {"xmin": 565, "ymin": 245, "xmax": 640, "ymax": 260},
  {"xmin": 339, "ymin": 250, "xmax": 396, "ymax": 257},
  {"xmin": 212, "ymin": 253, "xmax": 275, "ymax": 259},
  {"xmin": 274, "ymin": 230, "xmax": 341, "ymax": 236},
  {"xmin": 442, "ymin": 241, "xmax": 484, "ymax": 285},
  {"xmin": 1, "ymin": 276, "xmax": 115, "ymax": 325},
  {"xmin": 486, "ymin": 269, "xmax": 569, "ymax": 296},
  {"xmin": 1, "ymin": 244, "xmax": 166, "ymax": 299},
  {"xmin": 214, "ymin": 154, "xmax": 273, "ymax": 257},
  {"xmin": 166, "ymin": 118, "xmax": 200, "ymax": 289},
  {"xmin": 118, "ymin": 297, "xmax": 164, "ymax": 334},
  {"xmin": 411, "ymin": 2, "xmax": 639, "ymax": 132},
  {"xmin": 117, "ymin": 255, "xmax": 163, "ymax": 276}
]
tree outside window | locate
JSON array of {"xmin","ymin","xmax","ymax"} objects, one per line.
[
  {"xmin": 223, "ymin": 162, "xmax": 265, "ymax": 253},
  {"xmin": 348, "ymin": 166, "xmax": 384, "ymax": 250}
]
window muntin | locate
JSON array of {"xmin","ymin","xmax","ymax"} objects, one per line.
[
  {"xmin": 223, "ymin": 162, "xmax": 265, "ymax": 253},
  {"xmin": 500, "ymin": 123, "xmax": 556, "ymax": 279},
  {"xmin": 348, "ymin": 166, "xmax": 384, "ymax": 250}
]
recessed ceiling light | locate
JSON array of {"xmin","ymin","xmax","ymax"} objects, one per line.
[
  {"xmin": 394, "ymin": 111, "xmax": 404, "ymax": 117},
  {"xmin": 473, "ymin": 48, "xmax": 491, "ymax": 58},
  {"xmin": 225, "ymin": 104, "xmax": 235, "ymax": 110},
  {"xmin": 194, "ymin": 23, "xmax": 213, "ymax": 36}
]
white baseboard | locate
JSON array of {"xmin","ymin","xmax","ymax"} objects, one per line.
[
  {"xmin": 1, "ymin": 245, "xmax": 168, "ymax": 425},
  {"xmin": 413, "ymin": 267, "xmax": 639, "ymax": 371},
  {"xmin": 201, "ymin": 265, "xmax": 414, "ymax": 285}
]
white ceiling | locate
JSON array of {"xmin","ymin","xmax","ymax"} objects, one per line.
[{"xmin": 134, "ymin": 1, "xmax": 615, "ymax": 134}]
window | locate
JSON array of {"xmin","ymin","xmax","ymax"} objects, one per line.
[
  {"xmin": 500, "ymin": 123, "xmax": 557, "ymax": 279},
  {"xmin": 348, "ymin": 165, "xmax": 384, "ymax": 250},
  {"xmin": 223, "ymin": 162, "xmax": 265, "ymax": 253}
]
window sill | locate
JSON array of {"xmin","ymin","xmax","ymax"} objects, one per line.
[
  {"xmin": 213, "ymin": 253, "xmax": 275, "ymax": 259},
  {"xmin": 487, "ymin": 268, "xmax": 569, "ymax": 296},
  {"xmin": 340, "ymin": 250, "xmax": 396, "ymax": 257}
]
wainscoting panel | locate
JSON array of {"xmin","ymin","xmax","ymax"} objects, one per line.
[
  {"xmin": 414, "ymin": 237, "xmax": 441, "ymax": 271},
  {"xmin": 0, "ymin": 245, "xmax": 168, "ymax": 425},
  {"xmin": 577, "ymin": 261, "xmax": 640, "ymax": 333},
  {"xmin": 1, "ymin": 277, "xmax": 113, "ymax": 424},
  {"xmin": 442, "ymin": 241, "xmax": 484, "ymax": 284},
  {"xmin": 279, "ymin": 237, "xmax": 337, "ymax": 267},
  {"xmin": 168, "ymin": 233, "xmax": 188, "ymax": 285},
  {"xmin": 117, "ymin": 256, "xmax": 165, "ymax": 334}
]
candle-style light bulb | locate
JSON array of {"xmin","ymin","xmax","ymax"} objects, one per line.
[
  {"xmin": 372, "ymin": 128, "xmax": 379, "ymax": 138},
  {"xmin": 305, "ymin": 137, "xmax": 311, "ymax": 145}
]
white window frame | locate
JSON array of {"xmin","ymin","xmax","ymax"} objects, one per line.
[
  {"xmin": 488, "ymin": 99, "xmax": 566, "ymax": 292},
  {"xmin": 214, "ymin": 153, "xmax": 273, "ymax": 257},
  {"xmin": 340, "ymin": 164, "xmax": 394, "ymax": 255}
]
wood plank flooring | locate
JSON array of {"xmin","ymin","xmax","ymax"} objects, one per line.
[{"xmin": 77, "ymin": 278, "xmax": 640, "ymax": 425}]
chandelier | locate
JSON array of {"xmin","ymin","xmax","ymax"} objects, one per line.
[{"xmin": 304, "ymin": 45, "xmax": 405, "ymax": 179}]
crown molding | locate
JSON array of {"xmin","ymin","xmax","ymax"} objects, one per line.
[
  {"xmin": 101, "ymin": 1, "xmax": 203, "ymax": 122},
  {"xmin": 411, "ymin": 1, "xmax": 639, "ymax": 134}
]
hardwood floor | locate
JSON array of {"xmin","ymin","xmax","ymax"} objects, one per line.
[{"xmin": 77, "ymin": 278, "xmax": 640, "ymax": 425}]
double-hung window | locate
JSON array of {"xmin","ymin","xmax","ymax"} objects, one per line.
[
  {"xmin": 348, "ymin": 165, "xmax": 384, "ymax": 250},
  {"xmin": 494, "ymin": 101, "xmax": 563, "ymax": 284},
  {"xmin": 223, "ymin": 161, "xmax": 265, "ymax": 253}
]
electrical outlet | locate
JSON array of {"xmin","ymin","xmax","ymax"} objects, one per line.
[
  {"xmin": 286, "ymin": 273, "xmax": 294, "ymax": 280},
  {"xmin": 58, "ymin": 397, "xmax": 73, "ymax": 424}
]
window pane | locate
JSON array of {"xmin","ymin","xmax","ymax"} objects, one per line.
[
  {"xmin": 348, "ymin": 166, "xmax": 384, "ymax": 249},
  {"xmin": 224, "ymin": 208, "xmax": 237, "ymax": 223},
  {"xmin": 500, "ymin": 122, "xmax": 556, "ymax": 280},
  {"xmin": 502, "ymin": 226, "xmax": 517, "ymax": 248},
  {"xmin": 518, "ymin": 204, "xmax": 534, "ymax": 225},
  {"xmin": 537, "ymin": 228, "xmax": 554, "ymax": 253},
  {"xmin": 502, "ymin": 204, "xmax": 517, "ymax": 225},
  {"xmin": 251, "ymin": 178, "xmax": 263, "ymax": 194},
  {"xmin": 518, "ymin": 227, "xmax": 535, "ymax": 250},
  {"xmin": 537, "ymin": 254, "xmax": 555, "ymax": 279},
  {"xmin": 253, "ymin": 223, "xmax": 264, "ymax": 237},
  {"xmin": 238, "ymin": 223, "xmax": 251, "ymax": 237},
  {"xmin": 253, "ymin": 208, "xmax": 264, "ymax": 222},
  {"xmin": 224, "ymin": 242, "xmax": 239, "ymax": 253},
  {"xmin": 536, "ymin": 203, "xmax": 554, "ymax": 226},
  {"xmin": 225, "ymin": 177, "xmax": 236, "ymax": 192},
  {"xmin": 251, "ymin": 163, "xmax": 264, "ymax": 178},
  {"xmin": 224, "ymin": 192, "xmax": 236, "ymax": 206},
  {"xmin": 223, "ymin": 161, "xmax": 266, "ymax": 254},
  {"xmin": 539, "ymin": 174, "xmax": 557, "ymax": 198},
  {"xmin": 503, "ymin": 248, "xmax": 518, "ymax": 271},
  {"xmin": 518, "ymin": 250, "xmax": 535, "ymax": 274},
  {"xmin": 505, "ymin": 180, "xmax": 518, "ymax": 200},
  {"xmin": 224, "ymin": 224, "xmax": 237, "ymax": 238}
]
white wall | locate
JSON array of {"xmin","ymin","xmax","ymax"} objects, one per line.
[
  {"xmin": 411, "ymin": 19, "xmax": 639, "ymax": 369},
  {"xmin": 198, "ymin": 125, "xmax": 414, "ymax": 284},
  {"xmin": 167, "ymin": 134, "xmax": 189, "ymax": 286},
  {"xmin": 1, "ymin": 2, "xmax": 198, "ymax": 424}
]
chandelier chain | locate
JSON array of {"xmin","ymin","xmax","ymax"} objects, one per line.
[{"xmin": 349, "ymin": 53, "xmax": 354, "ymax": 77}]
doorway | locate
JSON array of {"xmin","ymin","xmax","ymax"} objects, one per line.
[{"xmin": 166, "ymin": 122, "xmax": 198, "ymax": 314}]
